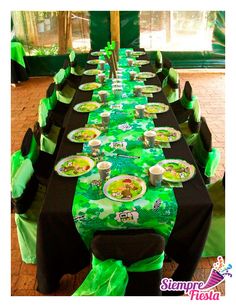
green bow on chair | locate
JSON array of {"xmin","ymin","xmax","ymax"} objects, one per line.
[{"xmin": 72, "ymin": 251, "xmax": 165, "ymax": 296}]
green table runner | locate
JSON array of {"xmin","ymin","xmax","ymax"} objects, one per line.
[
  {"xmin": 11, "ymin": 42, "xmax": 26, "ymax": 68},
  {"xmin": 72, "ymin": 48, "xmax": 178, "ymax": 248}
]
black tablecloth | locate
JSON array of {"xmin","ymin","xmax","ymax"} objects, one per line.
[
  {"xmin": 36, "ymin": 49, "xmax": 212, "ymax": 294},
  {"xmin": 11, "ymin": 59, "xmax": 29, "ymax": 84}
]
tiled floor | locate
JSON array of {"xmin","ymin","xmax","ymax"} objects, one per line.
[{"xmin": 11, "ymin": 70, "xmax": 225, "ymax": 296}]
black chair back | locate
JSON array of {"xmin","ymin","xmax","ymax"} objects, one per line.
[{"xmin": 92, "ymin": 229, "xmax": 165, "ymax": 296}]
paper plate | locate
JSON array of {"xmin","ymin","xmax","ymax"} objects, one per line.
[
  {"xmin": 158, "ymin": 159, "xmax": 196, "ymax": 182},
  {"xmin": 55, "ymin": 155, "xmax": 95, "ymax": 177},
  {"xmin": 136, "ymin": 72, "xmax": 156, "ymax": 79},
  {"xmin": 83, "ymin": 69, "xmax": 102, "ymax": 76},
  {"xmin": 153, "ymin": 127, "xmax": 181, "ymax": 143},
  {"xmin": 145, "ymin": 103, "xmax": 169, "ymax": 114},
  {"xmin": 91, "ymin": 51, "xmax": 106, "ymax": 56},
  {"xmin": 73, "ymin": 101, "xmax": 101, "ymax": 113},
  {"xmin": 87, "ymin": 59, "xmax": 103, "ymax": 65},
  {"xmin": 133, "ymin": 60, "xmax": 150, "ymax": 66},
  {"xmin": 67, "ymin": 127, "xmax": 101, "ymax": 143},
  {"xmin": 103, "ymin": 175, "xmax": 146, "ymax": 202},
  {"xmin": 131, "ymin": 51, "xmax": 146, "ymax": 57},
  {"xmin": 79, "ymin": 82, "xmax": 102, "ymax": 91},
  {"xmin": 141, "ymin": 85, "xmax": 161, "ymax": 94}
]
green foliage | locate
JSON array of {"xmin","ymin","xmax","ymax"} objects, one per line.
[{"xmin": 30, "ymin": 44, "xmax": 59, "ymax": 56}]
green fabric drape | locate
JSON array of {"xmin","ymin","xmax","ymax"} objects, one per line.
[
  {"xmin": 192, "ymin": 136, "xmax": 220, "ymax": 178},
  {"xmin": 54, "ymin": 68, "xmax": 76, "ymax": 104},
  {"xmin": 11, "ymin": 150, "xmax": 25, "ymax": 179},
  {"xmin": 180, "ymin": 94, "xmax": 197, "ymax": 110},
  {"xmin": 25, "ymin": 135, "xmax": 39, "ymax": 165},
  {"xmin": 120, "ymin": 11, "xmax": 140, "ymax": 48},
  {"xmin": 11, "ymin": 159, "xmax": 34, "ymax": 199},
  {"xmin": 202, "ymin": 179, "xmax": 225, "ymax": 257},
  {"xmin": 73, "ymin": 252, "xmax": 164, "ymax": 296},
  {"xmin": 90, "ymin": 11, "xmax": 111, "ymax": 50},
  {"xmin": 15, "ymin": 184, "xmax": 46, "ymax": 263},
  {"xmin": 11, "ymin": 42, "xmax": 26, "ymax": 68},
  {"xmin": 205, "ymin": 148, "xmax": 221, "ymax": 178},
  {"xmin": 162, "ymin": 68, "xmax": 179, "ymax": 103},
  {"xmin": 40, "ymin": 125, "xmax": 60, "ymax": 154}
]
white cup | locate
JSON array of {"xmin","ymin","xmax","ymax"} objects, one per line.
[
  {"xmin": 112, "ymin": 86, "xmax": 123, "ymax": 99},
  {"xmin": 135, "ymin": 104, "xmax": 145, "ymax": 118},
  {"xmin": 100, "ymin": 112, "xmax": 110, "ymax": 126},
  {"xmin": 129, "ymin": 70, "xmax": 136, "ymax": 81},
  {"xmin": 133, "ymin": 85, "xmax": 143, "ymax": 97},
  {"xmin": 97, "ymin": 161, "xmax": 112, "ymax": 181},
  {"xmin": 144, "ymin": 130, "xmax": 157, "ymax": 148},
  {"xmin": 88, "ymin": 139, "xmax": 101, "ymax": 157},
  {"xmin": 112, "ymin": 78, "xmax": 122, "ymax": 84},
  {"xmin": 149, "ymin": 165, "xmax": 165, "ymax": 187},
  {"xmin": 127, "ymin": 58, "xmax": 134, "ymax": 67},
  {"xmin": 126, "ymin": 50, "xmax": 132, "ymax": 57},
  {"xmin": 98, "ymin": 73, "xmax": 105, "ymax": 84},
  {"xmin": 116, "ymin": 72, "xmax": 122, "ymax": 79},
  {"xmin": 99, "ymin": 60, "xmax": 105, "ymax": 70},
  {"xmin": 98, "ymin": 90, "xmax": 108, "ymax": 103}
]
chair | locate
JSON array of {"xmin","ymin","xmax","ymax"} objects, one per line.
[
  {"xmin": 38, "ymin": 97, "xmax": 62, "ymax": 155},
  {"xmin": 61, "ymin": 50, "xmax": 83, "ymax": 89},
  {"xmin": 11, "ymin": 154, "xmax": 46, "ymax": 263},
  {"xmin": 157, "ymin": 57, "xmax": 172, "ymax": 86},
  {"xmin": 171, "ymin": 81, "xmax": 195, "ymax": 123},
  {"xmin": 162, "ymin": 67, "xmax": 180, "ymax": 103},
  {"xmin": 155, "ymin": 50, "xmax": 163, "ymax": 74},
  {"xmin": 73, "ymin": 230, "xmax": 165, "ymax": 296},
  {"xmin": 179, "ymin": 97, "xmax": 201, "ymax": 147},
  {"xmin": 54, "ymin": 68, "xmax": 76, "ymax": 105},
  {"xmin": 20, "ymin": 127, "xmax": 55, "ymax": 184},
  {"xmin": 191, "ymin": 117, "xmax": 220, "ymax": 184},
  {"xmin": 202, "ymin": 174, "xmax": 225, "ymax": 257}
]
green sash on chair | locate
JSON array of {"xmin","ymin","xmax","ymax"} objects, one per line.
[
  {"xmin": 73, "ymin": 252, "xmax": 165, "ymax": 296},
  {"xmin": 54, "ymin": 68, "xmax": 76, "ymax": 104},
  {"xmin": 163, "ymin": 68, "xmax": 179, "ymax": 103}
]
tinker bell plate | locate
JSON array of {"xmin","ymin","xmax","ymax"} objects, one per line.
[
  {"xmin": 153, "ymin": 127, "xmax": 181, "ymax": 143},
  {"xmin": 87, "ymin": 59, "xmax": 103, "ymax": 65},
  {"xmin": 141, "ymin": 85, "xmax": 161, "ymax": 94},
  {"xmin": 55, "ymin": 155, "xmax": 95, "ymax": 177},
  {"xmin": 83, "ymin": 69, "xmax": 102, "ymax": 76},
  {"xmin": 131, "ymin": 51, "xmax": 145, "ymax": 57},
  {"xmin": 79, "ymin": 82, "xmax": 102, "ymax": 91},
  {"xmin": 91, "ymin": 51, "xmax": 106, "ymax": 56},
  {"xmin": 133, "ymin": 60, "xmax": 150, "ymax": 66},
  {"xmin": 157, "ymin": 159, "xmax": 195, "ymax": 183},
  {"xmin": 73, "ymin": 101, "xmax": 101, "ymax": 113},
  {"xmin": 103, "ymin": 175, "xmax": 146, "ymax": 202},
  {"xmin": 67, "ymin": 127, "xmax": 101, "ymax": 143},
  {"xmin": 136, "ymin": 72, "xmax": 156, "ymax": 79},
  {"xmin": 145, "ymin": 103, "xmax": 169, "ymax": 114}
]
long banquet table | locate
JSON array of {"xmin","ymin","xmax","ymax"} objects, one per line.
[{"xmin": 36, "ymin": 48, "xmax": 213, "ymax": 295}]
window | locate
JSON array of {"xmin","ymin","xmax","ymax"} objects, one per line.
[
  {"xmin": 71, "ymin": 11, "xmax": 91, "ymax": 53},
  {"xmin": 11, "ymin": 11, "xmax": 91, "ymax": 55},
  {"xmin": 140, "ymin": 11, "xmax": 216, "ymax": 51}
]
